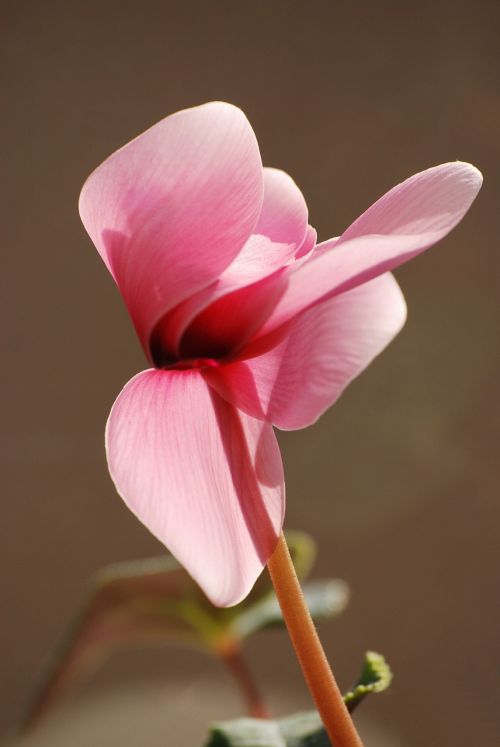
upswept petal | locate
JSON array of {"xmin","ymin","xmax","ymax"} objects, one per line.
[
  {"xmin": 79, "ymin": 102, "xmax": 263, "ymax": 358},
  {"xmin": 106, "ymin": 369, "xmax": 285, "ymax": 607},
  {"xmin": 340, "ymin": 161, "xmax": 482, "ymax": 240},
  {"xmin": 256, "ymin": 161, "xmax": 482, "ymax": 336},
  {"xmin": 204, "ymin": 274, "xmax": 406, "ymax": 429}
]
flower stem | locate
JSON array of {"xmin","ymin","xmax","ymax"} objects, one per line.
[
  {"xmin": 217, "ymin": 640, "xmax": 271, "ymax": 719},
  {"xmin": 267, "ymin": 533, "xmax": 364, "ymax": 747}
]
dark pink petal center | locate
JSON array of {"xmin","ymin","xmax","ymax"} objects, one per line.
[
  {"xmin": 149, "ymin": 311, "xmax": 236, "ymax": 369},
  {"xmin": 149, "ymin": 267, "xmax": 289, "ymax": 369}
]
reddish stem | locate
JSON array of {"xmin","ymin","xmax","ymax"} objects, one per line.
[
  {"xmin": 267, "ymin": 533, "xmax": 364, "ymax": 747},
  {"xmin": 218, "ymin": 641, "xmax": 270, "ymax": 719}
]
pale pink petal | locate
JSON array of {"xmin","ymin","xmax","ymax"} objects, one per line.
[
  {"xmin": 256, "ymin": 162, "xmax": 482, "ymax": 336},
  {"xmin": 340, "ymin": 161, "xmax": 481, "ymax": 240},
  {"xmin": 255, "ymin": 168, "xmax": 308, "ymax": 246},
  {"xmin": 204, "ymin": 274, "xmax": 407, "ymax": 429},
  {"xmin": 295, "ymin": 225, "xmax": 318, "ymax": 259},
  {"xmin": 79, "ymin": 102, "xmax": 263, "ymax": 358},
  {"xmin": 106, "ymin": 369, "xmax": 284, "ymax": 606},
  {"xmin": 221, "ymin": 234, "xmax": 295, "ymax": 284}
]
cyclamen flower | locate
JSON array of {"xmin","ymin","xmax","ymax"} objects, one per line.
[{"xmin": 79, "ymin": 102, "xmax": 481, "ymax": 607}]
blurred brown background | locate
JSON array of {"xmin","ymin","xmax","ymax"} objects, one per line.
[{"xmin": 2, "ymin": 1, "xmax": 499, "ymax": 745}]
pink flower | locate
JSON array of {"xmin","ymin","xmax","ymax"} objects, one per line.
[{"xmin": 79, "ymin": 102, "xmax": 481, "ymax": 607}]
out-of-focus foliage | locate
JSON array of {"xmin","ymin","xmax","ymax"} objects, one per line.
[{"xmin": 20, "ymin": 531, "xmax": 348, "ymax": 731}]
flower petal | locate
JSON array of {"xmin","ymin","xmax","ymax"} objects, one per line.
[
  {"xmin": 295, "ymin": 225, "xmax": 318, "ymax": 259},
  {"xmin": 79, "ymin": 102, "xmax": 263, "ymax": 358},
  {"xmin": 257, "ymin": 161, "xmax": 482, "ymax": 336},
  {"xmin": 166, "ymin": 222, "xmax": 318, "ymax": 361},
  {"xmin": 177, "ymin": 270, "xmax": 288, "ymax": 362},
  {"xmin": 106, "ymin": 369, "xmax": 285, "ymax": 606},
  {"xmin": 340, "ymin": 161, "xmax": 481, "ymax": 240},
  {"xmin": 204, "ymin": 274, "xmax": 407, "ymax": 429},
  {"xmin": 151, "ymin": 168, "xmax": 309, "ymax": 361},
  {"xmin": 255, "ymin": 167, "xmax": 308, "ymax": 246},
  {"xmin": 150, "ymin": 235, "xmax": 292, "ymax": 363}
]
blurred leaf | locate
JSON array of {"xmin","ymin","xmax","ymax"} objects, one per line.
[
  {"xmin": 207, "ymin": 718, "xmax": 286, "ymax": 747},
  {"xmin": 20, "ymin": 555, "xmax": 217, "ymax": 729},
  {"xmin": 206, "ymin": 711, "xmax": 329, "ymax": 747},
  {"xmin": 20, "ymin": 531, "xmax": 348, "ymax": 731},
  {"xmin": 205, "ymin": 652, "xmax": 393, "ymax": 747},
  {"xmin": 278, "ymin": 712, "xmax": 330, "ymax": 747},
  {"xmin": 232, "ymin": 579, "xmax": 349, "ymax": 639},
  {"xmin": 343, "ymin": 651, "xmax": 393, "ymax": 713},
  {"xmin": 281, "ymin": 530, "xmax": 317, "ymax": 581}
]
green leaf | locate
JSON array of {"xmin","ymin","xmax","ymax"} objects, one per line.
[
  {"xmin": 205, "ymin": 652, "xmax": 393, "ymax": 747},
  {"xmin": 343, "ymin": 651, "xmax": 393, "ymax": 713}
]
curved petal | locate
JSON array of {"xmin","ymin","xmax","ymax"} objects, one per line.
[
  {"xmin": 150, "ymin": 236, "xmax": 293, "ymax": 363},
  {"xmin": 256, "ymin": 161, "xmax": 482, "ymax": 336},
  {"xmin": 151, "ymin": 168, "xmax": 309, "ymax": 361},
  {"xmin": 255, "ymin": 167, "xmax": 308, "ymax": 246},
  {"xmin": 79, "ymin": 102, "xmax": 263, "ymax": 358},
  {"xmin": 204, "ymin": 274, "xmax": 407, "ymax": 429},
  {"xmin": 295, "ymin": 225, "xmax": 318, "ymax": 259},
  {"xmin": 165, "ymin": 222, "xmax": 318, "ymax": 361},
  {"xmin": 340, "ymin": 161, "xmax": 481, "ymax": 239},
  {"xmin": 106, "ymin": 369, "xmax": 285, "ymax": 606},
  {"xmin": 177, "ymin": 268, "xmax": 288, "ymax": 361}
]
